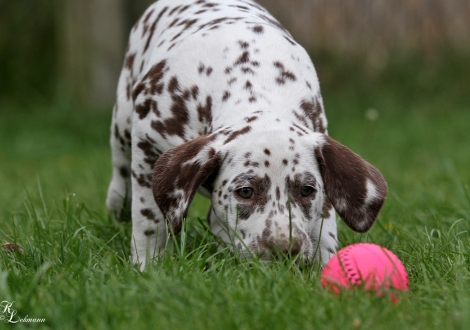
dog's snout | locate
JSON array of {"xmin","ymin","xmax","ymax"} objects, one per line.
[
  {"xmin": 268, "ymin": 239, "xmax": 301, "ymax": 256},
  {"xmin": 289, "ymin": 242, "xmax": 301, "ymax": 255}
]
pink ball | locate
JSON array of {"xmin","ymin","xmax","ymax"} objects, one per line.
[{"xmin": 321, "ymin": 243, "xmax": 408, "ymax": 300}]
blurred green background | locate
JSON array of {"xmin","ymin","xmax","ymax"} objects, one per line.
[
  {"xmin": 0, "ymin": 0, "xmax": 57, "ymax": 104},
  {"xmin": 1, "ymin": 0, "xmax": 469, "ymax": 110}
]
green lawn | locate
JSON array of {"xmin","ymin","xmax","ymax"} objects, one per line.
[{"xmin": 1, "ymin": 56, "xmax": 469, "ymax": 329}]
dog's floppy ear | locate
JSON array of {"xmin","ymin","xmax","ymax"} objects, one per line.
[
  {"xmin": 314, "ymin": 135, "xmax": 387, "ymax": 232},
  {"xmin": 152, "ymin": 134, "xmax": 222, "ymax": 235}
]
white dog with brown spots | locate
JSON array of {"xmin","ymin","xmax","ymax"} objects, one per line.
[{"xmin": 106, "ymin": 0, "xmax": 387, "ymax": 269}]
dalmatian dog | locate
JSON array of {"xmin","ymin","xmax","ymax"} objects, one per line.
[{"xmin": 106, "ymin": 0, "xmax": 387, "ymax": 269}]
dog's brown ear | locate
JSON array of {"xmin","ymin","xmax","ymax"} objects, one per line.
[
  {"xmin": 315, "ymin": 135, "xmax": 387, "ymax": 232},
  {"xmin": 152, "ymin": 134, "xmax": 222, "ymax": 235}
]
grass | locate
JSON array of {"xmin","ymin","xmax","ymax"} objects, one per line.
[{"xmin": 1, "ymin": 54, "xmax": 470, "ymax": 329}]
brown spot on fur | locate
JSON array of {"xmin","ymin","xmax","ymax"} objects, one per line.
[
  {"xmin": 114, "ymin": 124, "xmax": 126, "ymax": 147},
  {"xmin": 144, "ymin": 7, "xmax": 169, "ymax": 52},
  {"xmin": 300, "ymin": 97, "xmax": 326, "ymax": 133},
  {"xmin": 144, "ymin": 229, "xmax": 156, "ymax": 236},
  {"xmin": 151, "ymin": 77, "xmax": 190, "ymax": 139},
  {"xmin": 132, "ymin": 170, "xmax": 152, "ymax": 188},
  {"xmin": 198, "ymin": 63, "xmax": 205, "ymax": 74},
  {"xmin": 141, "ymin": 208, "xmax": 156, "ymax": 220},
  {"xmin": 135, "ymin": 98, "xmax": 159, "ymax": 119},
  {"xmin": 132, "ymin": 60, "xmax": 167, "ymax": 101},
  {"xmin": 224, "ymin": 126, "xmax": 251, "ymax": 144},
  {"xmin": 197, "ymin": 95, "xmax": 213, "ymax": 124},
  {"xmin": 241, "ymin": 67, "xmax": 254, "ymax": 74},
  {"xmin": 168, "ymin": 76, "xmax": 181, "ymax": 94},
  {"xmin": 169, "ymin": 18, "xmax": 180, "ymax": 28},
  {"xmin": 238, "ymin": 41, "xmax": 249, "ymax": 49},
  {"xmin": 178, "ymin": 18, "xmax": 199, "ymax": 32},
  {"xmin": 125, "ymin": 53, "xmax": 136, "ymax": 71},
  {"xmin": 293, "ymin": 125, "xmax": 307, "ymax": 135},
  {"xmin": 191, "ymin": 85, "xmax": 199, "ymax": 100},
  {"xmin": 137, "ymin": 140, "xmax": 161, "ymax": 167},
  {"xmin": 284, "ymin": 36, "xmax": 296, "ymax": 45},
  {"xmin": 257, "ymin": 13, "xmax": 289, "ymax": 34},
  {"xmin": 235, "ymin": 51, "xmax": 250, "ymax": 66},
  {"xmin": 179, "ymin": 5, "xmax": 191, "ymax": 13},
  {"xmin": 169, "ymin": 5, "xmax": 181, "ymax": 16},
  {"xmin": 252, "ymin": 25, "xmax": 264, "ymax": 34},
  {"xmin": 274, "ymin": 61, "xmax": 297, "ymax": 84},
  {"xmin": 142, "ymin": 9, "xmax": 155, "ymax": 28},
  {"xmin": 244, "ymin": 80, "xmax": 252, "ymax": 90},
  {"xmin": 293, "ymin": 110, "xmax": 309, "ymax": 128},
  {"xmin": 245, "ymin": 116, "xmax": 258, "ymax": 123},
  {"xmin": 222, "ymin": 91, "xmax": 231, "ymax": 102},
  {"xmin": 198, "ymin": 17, "xmax": 241, "ymax": 31}
]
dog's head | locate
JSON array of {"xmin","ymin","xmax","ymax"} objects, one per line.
[{"xmin": 152, "ymin": 121, "xmax": 387, "ymax": 261}]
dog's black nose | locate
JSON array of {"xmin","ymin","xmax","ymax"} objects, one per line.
[
  {"xmin": 288, "ymin": 242, "xmax": 301, "ymax": 255},
  {"xmin": 269, "ymin": 240, "xmax": 301, "ymax": 257}
]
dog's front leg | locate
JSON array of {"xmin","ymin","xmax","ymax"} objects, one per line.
[{"xmin": 130, "ymin": 139, "xmax": 169, "ymax": 270}]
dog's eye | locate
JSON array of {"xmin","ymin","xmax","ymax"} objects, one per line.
[
  {"xmin": 237, "ymin": 187, "xmax": 254, "ymax": 199},
  {"xmin": 300, "ymin": 186, "xmax": 315, "ymax": 197}
]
